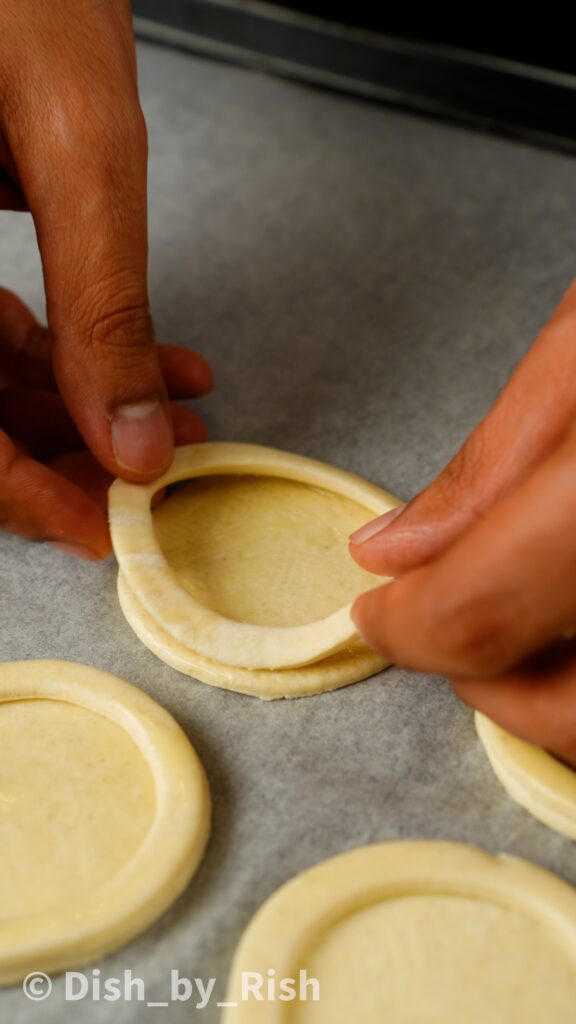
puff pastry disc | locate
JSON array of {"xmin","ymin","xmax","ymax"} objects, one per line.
[
  {"xmin": 476, "ymin": 712, "xmax": 576, "ymax": 840},
  {"xmin": 0, "ymin": 660, "xmax": 210, "ymax": 984},
  {"xmin": 223, "ymin": 840, "xmax": 576, "ymax": 1022},
  {"xmin": 110, "ymin": 443, "xmax": 400, "ymax": 697}
]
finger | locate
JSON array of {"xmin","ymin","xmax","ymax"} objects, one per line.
[
  {"xmin": 47, "ymin": 452, "xmax": 113, "ymax": 513},
  {"xmin": 0, "ymin": 429, "xmax": 110, "ymax": 558},
  {"xmin": 452, "ymin": 638, "xmax": 576, "ymax": 767},
  {"xmin": 46, "ymin": 400, "xmax": 207, "ymax": 513},
  {"xmin": 351, "ymin": 422, "xmax": 576, "ymax": 678},
  {"xmin": 170, "ymin": 403, "xmax": 208, "ymax": 444},
  {"xmin": 0, "ymin": 288, "xmax": 55, "ymax": 389},
  {"xmin": 49, "ymin": 464, "xmax": 164, "ymax": 514},
  {"xmin": 158, "ymin": 345, "xmax": 214, "ymax": 398},
  {"xmin": 0, "ymin": 290, "xmax": 213, "ymax": 408},
  {"xmin": 0, "ymin": 388, "xmax": 82, "ymax": 457},
  {"xmin": 0, "ymin": 386, "xmax": 207, "ymax": 460},
  {"xmin": 350, "ymin": 279, "xmax": 576, "ymax": 576},
  {"xmin": 6, "ymin": 15, "xmax": 173, "ymax": 481},
  {"xmin": 40, "ymin": 124, "xmax": 173, "ymax": 481}
]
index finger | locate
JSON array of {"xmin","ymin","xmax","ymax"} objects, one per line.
[
  {"xmin": 0, "ymin": 429, "xmax": 110, "ymax": 557},
  {"xmin": 350, "ymin": 279, "xmax": 576, "ymax": 577},
  {"xmin": 352, "ymin": 423, "xmax": 576, "ymax": 678}
]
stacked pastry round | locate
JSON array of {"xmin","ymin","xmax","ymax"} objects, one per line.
[
  {"xmin": 476, "ymin": 712, "xmax": 576, "ymax": 840},
  {"xmin": 110, "ymin": 443, "xmax": 401, "ymax": 698}
]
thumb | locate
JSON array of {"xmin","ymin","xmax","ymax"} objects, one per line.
[
  {"xmin": 11, "ymin": 35, "xmax": 173, "ymax": 480},
  {"xmin": 40, "ymin": 110, "xmax": 172, "ymax": 481},
  {"xmin": 350, "ymin": 279, "xmax": 576, "ymax": 577}
]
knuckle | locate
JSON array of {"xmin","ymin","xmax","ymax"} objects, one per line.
[
  {"xmin": 442, "ymin": 431, "xmax": 485, "ymax": 490},
  {"xmin": 437, "ymin": 430, "xmax": 490, "ymax": 520},
  {"xmin": 84, "ymin": 297, "xmax": 154, "ymax": 357},
  {"xmin": 434, "ymin": 592, "xmax": 514, "ymax": 672},
  {"xmin": 56, "ymin": 262, "xmax": 154, "ymax": 367}
]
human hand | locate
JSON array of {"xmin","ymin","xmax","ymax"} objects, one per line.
[
  {"xmin": 0, "ymin": 1, "xmax": 211, "ymax": 558},
  {"xmin": 350, "ymin": 281, "xmax": 576, "ymax": 766},
  {"xmin": 0, "ymin": 288, "xmax": 211, "ymax": 557}
]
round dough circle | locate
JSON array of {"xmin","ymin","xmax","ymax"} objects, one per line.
[
  {"xmin": 117, "ymin": 572, "xmax": 388, "ymax": 699},
  {"xmin": 223, "ymin": 840, "xmax": 576, "ymax": 1022},
  {"xmin": 476, "ymin": 712, "xmax": 576, "ymax": 839},
  {"xmin": 109, "ymin": 443, "xmax": 399, "ymax": 670},
  {"xmin": 0, "ymin": 660, "xmax": 211, "ymax": 984}
]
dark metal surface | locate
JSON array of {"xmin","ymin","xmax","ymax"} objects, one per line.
[{"xmin": 133, "ymin": 0, "xmax": 576, "ymax": 154}]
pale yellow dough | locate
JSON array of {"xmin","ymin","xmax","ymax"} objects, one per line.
[
  {"xmin": 223, "ymin": 841, "xmax": 576, "ymax": 1023},
  {"xmin": 110, "ymin": 443, "xmax": 399, "ymax": 696},
  {"xmin": 476, "ymin": 712, "xmax": 576, "ymax": 840},
  {"xmin": 0, "ymin": 660, "xmax": 211, "ymax": 984},
  {"xmin": 117, "ymin": 574, "xmax": 386, "ymax": 699}
]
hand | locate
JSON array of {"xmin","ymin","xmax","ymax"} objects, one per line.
[
  {"xmin": 350, "ymin": 280, "xmax": 576, "ymax": 767},
  {"xmin": 0, "ymin": 288, "xmax": 211, "ymax": 557},
  {"xmin": 0, "ymin": 1, "xmax": 212, "ymax": 557}
]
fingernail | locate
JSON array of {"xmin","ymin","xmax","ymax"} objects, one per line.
[
  {"xmin": 350, "ymin": 504, "xmax": 407, "ymax": 544},
  {"xmin": 50, "ymin": 542, "xmax": 102, "ymax": 561},
  {"xmin": 111, "ymin": 400, "xmax": 173, "ymax": 474}
]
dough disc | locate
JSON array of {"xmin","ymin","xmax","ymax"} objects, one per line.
[
  {"xmin": 117, "ymin": 572, "xmax": 387, "ymax": 699},
  {"xmin": 476, "ymin": 712, "xmax": 576, "ymax": 839},
  {"xmin": 223, "ymin": 840, "xmax": 576, "ymax": 1022},
  {"xmin": 109, "ymin": 443, "xmax": 400, "ymax": 671},
  {"xmin": 0, "ymin": 660, "xmax": 210, "ymax": 984},
  {"xmin": 110, "ymin": 443, "xmax": 399, "ymax": 695}
]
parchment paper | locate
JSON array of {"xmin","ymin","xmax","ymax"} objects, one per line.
[{"xmin": 1, "ymin": 40, "xmax": 575, "ymax": 1023}]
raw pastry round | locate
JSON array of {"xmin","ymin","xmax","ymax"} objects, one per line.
[
  {"xmin": 109, "ymin": 443, "xmax": 399, "ymax": 671},
  {"xmin": 0, "ymin": 660, "xmax": 211, "ymax": 984},
  {"xmin": 117, "ymin": 572, "xmax": 387, "ymax": 699},
  {"xmin": 223, "ymin": 840, "xmax": 576, "ymax": 1022},
  {"xmin": 476, "ymin": 712, "xmax": 576, "ymax": 840}
]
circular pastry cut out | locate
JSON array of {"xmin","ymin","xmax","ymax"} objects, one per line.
[
  {"xmin": 476, "ymin": 712, "xmax": 576, "ymax": 840},
  {"xmin": 223, "ymin": 840, "xmax": 576, "ymax": 1023},
  {"xmin": 0, "ymin": 660, "xmax": 210, "ymax": 984},
  {"xmin": 117, "ymin": 572, "xmax": 388, "ymax": 699},
  {"xmin": 109, "ymin": 443, "xmax": 400, "ymax": 672}
]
